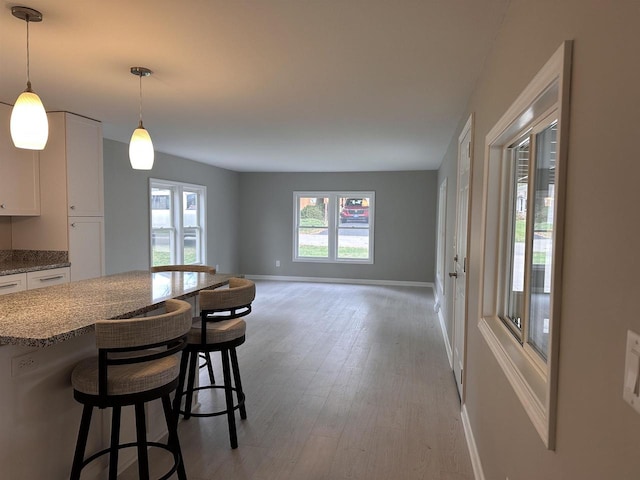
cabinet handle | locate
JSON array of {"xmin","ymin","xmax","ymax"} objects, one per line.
[
  {"xmin": 69, "ymin": 205, "xmax": 76, "ymax": 210},
  {"xmin": 0, "ymin": 204, "xmax": 5, "ymax": 209},
  {"xmin": 0, "ymin": 282, "xmax": 18, "ymax": 288},
  {"xmin": 71, "ymin": 223, "xmax": 76, "ymax": 228},
  {"xmin": 38, "ymin": 275, "xmax": 64, "ymax": 282}
]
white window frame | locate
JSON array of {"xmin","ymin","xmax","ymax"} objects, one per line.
[
  {"xmin": 478, "ymin": 41, "xmax": 572, "ymax": 450},
  {"xmin": 293, "ymin": 191, "xmax": 375, "ymax": 264},
  {"xmin": 149, "ymin": 178, "xmax": 207, "ymax": 267}
]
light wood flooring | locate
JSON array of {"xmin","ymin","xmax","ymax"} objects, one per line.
[{"xmin": 122, "ymin": 280, "xmax": 473, "ymax": 480}]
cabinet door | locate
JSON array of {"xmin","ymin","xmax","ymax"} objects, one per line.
[
  {"xmin": 26, "ymin": 267, "xmax": 70, "ymax": 290},
  {"xmin": 69, "ymin": 217, "xmax": 105, "ymax": 281},
  {"xmin": 66, "ymin": 114, "xmax": 104, "ymax": 216},
  {"xmin": 0, "ymin": 273, "xmax": 27, "ymax": 295},
  {"xmin": 0, "ymin": 103, "xmax": 40, "ymax": 216}
]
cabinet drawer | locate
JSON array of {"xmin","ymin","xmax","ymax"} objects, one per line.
[
  {"xmin": 0, "ymin": 273, "xmax": 27, "ymax": 295},
  {"xmin": 27, "ymin": 267, "xmax": 70, "ymax": 290}
]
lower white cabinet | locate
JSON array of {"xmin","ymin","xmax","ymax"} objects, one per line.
[
  {"xmin": 0, "ymin": 267, "xmax": 70, "ymax": 296},
  {"xmin": 0, "ymin": 273, "xmax": 27, "ymax": 295},
  {"xmin": 26, "ymin": 267, "xmax": 70, "ymax": 290},
  {"xmin": 69, "ymin": 217, "xmax": 105, "ymax": 281}
]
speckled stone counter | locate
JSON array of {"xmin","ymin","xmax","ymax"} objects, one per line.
[
  {"xmin": 0, "ymin": 270, "xmax": 235, "ymax": 347},
  {"xmin": 0, "ymin": 250, "xmax": 70, "ymax": 275}
]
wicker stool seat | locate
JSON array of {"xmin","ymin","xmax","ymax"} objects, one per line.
[
  {"xmin": 173, "ymin": 277, "xmax": 255, "ymax": 449},
  {"xmin": 69, "ymin": 299, "xmax": 192, "ymax": 480},
  {"xmin": 186, "ymin": 317, "xmax": 246, "ymax": 344}
]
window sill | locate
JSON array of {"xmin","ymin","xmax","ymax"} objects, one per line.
[
  {"xmin": 478, "ymin": 315, "xmax": 552, "ymax": 448},
  {"xmin": 293, "ymin": 257, "xmax": 373, "ymax": 265}
]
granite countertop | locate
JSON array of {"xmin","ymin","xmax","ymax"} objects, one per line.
[
  {"xmin": 0, "ymin": 270, "xmax": 236, "ymax": 347},
  {"xmin": 0, "ymin": 250, "xmax": 71, "ymax": 275}
]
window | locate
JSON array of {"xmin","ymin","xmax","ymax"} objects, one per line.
[
  {"xmin": 150, "ymin": 179, "xmax": 206, "ymax": 267},
  {"xmin": 478, "ymin": 42, "xmax": 572, "ymax": 449},
  {"xmin": 293, "ymin": 192, "xmax": 374, "ymax": 263},
  {"xmin": 501, "ymin": 119, "xmax": 557, "ymax": 362}
]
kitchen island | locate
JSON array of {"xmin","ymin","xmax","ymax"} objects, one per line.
[
  {"xmin": 0, "ymin": 270, "xmax": 236, "ymax": 346},
  {"xmin": 0, "ymin": 270, "xmax": 237, "ymax": 479}
]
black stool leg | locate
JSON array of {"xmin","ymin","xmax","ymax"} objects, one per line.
[
  {"xmin": 205, "ymin": 352, "xmax": 216, "ymax": 384},
  {"xmin": 173, "ymin": 350, "xmax": 190, "ymax": 418},
  {"xmin": 70, "ymin": 404, "xmax": 93, "ymax": 480},
  {"xmin": 135, "ymin": 403, "xmax": 150, "ymax": 480},
  {"xmin": 221, "ymin": 348, "xmax": 238, "ymax": 449},
  {"xmin": 109, "ymin": 406, "xmax": 122, "ymax": 480},
  {"xmin": 162, "ymin": 395, "xmax": 187, "ymax": 480},
  {"xmin": 230, "ymin": 347, "xmax": 247, "ymax": 419},
  {"xmin": 184, "ymin": 350, "xmax": 199, "ymax": 419}
]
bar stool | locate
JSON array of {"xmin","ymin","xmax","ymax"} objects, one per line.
[
  {"xmin": 151, "ymin": 264, "xmax": 216, "ymax": 274},
  {"xmin": 173, "ymin": 277, "xmax": 256, "ymax": 449},
  {"xmin": 151, "ymin": 264, "xmax": 218, "ymax": 383},
  {"xmin": 70, "ymin": 299, "xmax": 192, "ymax": 480}
]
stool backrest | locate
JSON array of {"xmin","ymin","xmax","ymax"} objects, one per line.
[
  {"xmin": 151, "ymin": 264, "xmax": 216, "ymax": 274},
  {"xmin": 199, "ymin": 278, "xmax": 256, "ymax": 319},
  {"xmin": 94, "ymin": 299, "xmax": 193, "ymax": 399}
]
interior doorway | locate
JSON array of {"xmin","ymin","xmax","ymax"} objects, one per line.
[{"xmin": 451, "ymin": 114, "xmax": 473, "ymax": 399}]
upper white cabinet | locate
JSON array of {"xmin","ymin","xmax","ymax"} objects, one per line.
[
  {"xmin": 0, "ymin": 103, "xmax": 40, "ymax": 216},
  {"xmin": 64, "ymin": 114, "xmax": 104, "ymax": 216}
]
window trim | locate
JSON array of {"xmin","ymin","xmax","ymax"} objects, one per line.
[
  {"xmin": 478, "ymin": 41, "xmax": 572, "ymax": 450},
  {"xmin": 149, "ymin": 178, "xmax": 207, "ymax": 267},
  {"xmin": 293, "ymin": 191, "xmax": 375, "ymax": 264}
]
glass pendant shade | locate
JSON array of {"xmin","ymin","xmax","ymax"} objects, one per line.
[
  {"xmin": 129, "ymin": 124, "xmax": 154, "ymax": 170},
  {"xmin": 10, "ymin": 89, "xmax": 48, "ymax": 150}
]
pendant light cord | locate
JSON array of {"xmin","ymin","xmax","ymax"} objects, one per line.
[
  {"xmin": 25, "ymin": 15, "xmax": 32, "ymax": 91},
  {"xmin": 138, "ymin": 72, "xmax": 144, "ymax": 128}
]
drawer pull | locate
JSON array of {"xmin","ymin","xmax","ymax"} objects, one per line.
[
  {"xmin": 0, "ymin": 282, "xmax": 19, "ymax": 288},
  {"xmin": 39, "ymin": 275, "xmax": 65, "ymax": 282}
]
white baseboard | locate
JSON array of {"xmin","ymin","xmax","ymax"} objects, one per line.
[
  {"xmin": 245, "ymin": 274, "xmax": 432, "ymax": 288},
  {"xmin": 433, "ymin": 290, "xmax": 453, "ymax": 368},
  {"xmin": 438, "ymin": 308, "xmax": 453, "ymax": 369},
  {"xmin": 461, "ymin": 405, "xmax": 485, "ymax": 480}
]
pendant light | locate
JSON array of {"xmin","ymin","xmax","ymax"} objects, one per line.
[
  {"xmin": 129, "ymin": 67, "xmax": 154, "ymax": 170},
  {"xmin": 10, "ymin": 6, "xmax": 48, "ymax": 150}
]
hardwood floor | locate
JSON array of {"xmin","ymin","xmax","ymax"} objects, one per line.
[{"xmin": 122, "ymin": 280, "xmax": 473, "ymax": 480}]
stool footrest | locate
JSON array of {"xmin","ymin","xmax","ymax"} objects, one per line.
[
  {"xmin": 80, "ymin": 441, "xmax": 182, "ymax": 480},
  {"xmin": 179, "ymin": 384, "xmax": 245, "ymax": 418}
]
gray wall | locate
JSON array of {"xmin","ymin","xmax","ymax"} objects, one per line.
[
  {"xmin": 438, "ymin": 1, "xmax": 640, "ymax": 479},
  {"xmin": 103, "ymin": 138, "xmax": 240, "ymax": 274},
  {"xmin": 238, "ymin": 171, "xmax": 436, "ymax": 282}
]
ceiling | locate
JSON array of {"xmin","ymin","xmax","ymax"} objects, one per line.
[{"xmin": 0, "ymin": 0, "xmax": 509, "ymax": 172}]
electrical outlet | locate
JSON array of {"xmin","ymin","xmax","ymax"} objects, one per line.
[
  {"xmin": 275, "ymin": 260, "xmax": 281, "ymax": 267},
  {"xmin": 215, "ymin": 264, "xmax": 219, "ymax": 272},
  {"xmin": 11, "ymin": 352, "xmax": 40, "ymax": 376}
]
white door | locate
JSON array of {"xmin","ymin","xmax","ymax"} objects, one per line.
[{"xmin": 451, "ymin": 115, "xmax": 473, "ymax": 399}]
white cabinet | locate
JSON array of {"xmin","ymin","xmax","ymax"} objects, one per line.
[
  {"xmin": 68, "ymin": 217, "xmax": 104, "ymax": 281},
  {"xmin": 0, "ymin": 273, "xmax": 27, "ymax": 295},
  {"xmin": 0, "ymin": 103, "xmax": 40, "ymax": 216},
  {"xmin": 26, "ymin": 267, "xmax": 70, "ymax": 290},
  {"xmin": 0, "ymin": 267, "xmax": 70, "ymax": 296},
  {"xmin": 11, "ymin": 111, "xmax": 105, "ymax": 279},
  {"xmin": 65, "ymin": 114, "xmax": 104, "ymax": 216}
]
